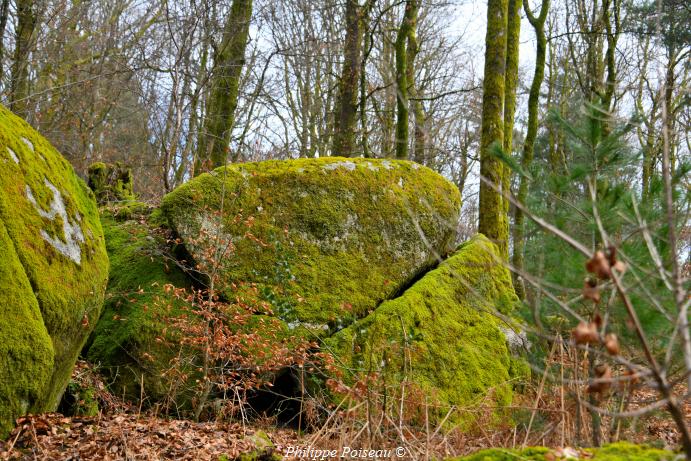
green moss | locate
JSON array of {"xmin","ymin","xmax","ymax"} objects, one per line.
[
  {"xmin": 87, "ymin": 161, "xmax": 135, "ymax": 204},
  {"xmin": 0, "ymin": 103, "xmax": 108, "ymax": 433},
  {"xmin": 161, "ymin": 157, "xmax": 461, "ymax": 332},
  {"xmin": 86, "ymin": 208, "xmax": 192, "ymax": 403},
  {"xmin": 450, "ymin": 442, "xmax": 676, "ymax": 460},
  {"xmin": 452, "ymin": 447, "xmax": 550, "ymax": 461},
  {"xmin": 328, "ymin": 234, "xmax": 519, "ymax": 426},
  {"xmin": 0, "ymin": 220, "xmax": 54, "ymax": 437},
  {"xmin": 237, "ymin": 430, "xmax": 281, "ymax": 461},
  {"xmin": 61, "ymin": 381, "xmax": 99, "ymax": 417},
  {"xmin": 586, "ymin": 442, "xmax": 677, "ymax": 460}
]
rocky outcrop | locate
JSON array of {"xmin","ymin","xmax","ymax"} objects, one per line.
[
  {"xmin": 329, "ymin": 234, "xmax": 522, "ymax": 424},
  {"xmin": 0, "ymin": 104, "xmax": 108, "ymax": 436},
  {"xmin": 161, "ymin": 157, "xmax": 461, "ymax": 333}
]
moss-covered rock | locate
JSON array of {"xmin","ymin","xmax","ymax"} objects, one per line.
[
  {"xmin": 450, "ymin": 442, "xmax": 677, "ymax": 460},
  {"xmin": 85, "ymin": 207, "xmax": 193, "ymax": 404},
  {"xmin": 161, "ymin": 157, "xmax": 460, "ymax": 332},
  {"xmin": 87, "ymin": 161, "xmax": 135, "ymax": 204},
  {"xmin": 328, "ymin": 234, "xmax": 520, "ymax": 425},
  {"xmin": 0, "ymin": 104, "xmax": 108, "ymax": 437}
]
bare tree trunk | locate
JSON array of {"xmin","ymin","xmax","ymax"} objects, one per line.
[
  {"xmin": 10, "ymin": 0, "xmax": 37, "ymax": 118},
  {"xmin": 394, "ymin": 0, "xmax": 419, "ymax": 160},
  {"xmin": 502, "ymin": 0, "xmax": 521, "ymax": 216},
  {"xmin": 195, "ymin": 0, "xmax": 252, "ymax": 174},
  {"xmin": 512, "ymin": 0, "xmax": 549, "ymax": 300},
  {"xmin": 0, "ymin": 0, "xmax": 10, "ymax": 82},
  {"xmin": 333, "ymin": 0, "xmax": 363, "ymax": 157},
  {"xmin": 478, "ymin": 0, "xmax": 509, "ymax": 258},
  {"xmin": 406, "ymin": 6, "xmax": 425, "ymax": 164}
]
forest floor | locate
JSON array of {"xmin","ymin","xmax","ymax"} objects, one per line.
[
  {"xmin": 0, "ymin": 362, "xmax": 687, "ymax": 460},
  {"xmin": 0, "ymin": 397, "xmax": 687, "ymax": 460}
]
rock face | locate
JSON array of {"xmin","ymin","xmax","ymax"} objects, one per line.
[
  {"xmin": 0, "ymin": 104, "xmax": 108, "ymax": 436},
  {"xmin": 328, "ymin": 235, "xmax": 520, "ymax": 424},
  {"xmin": 161, "ymin": 157, "xmax": 461, "ymax": 331},
  {"xmin": 85, "ymin": 207, "xmax": 193, "ymax": 403}
]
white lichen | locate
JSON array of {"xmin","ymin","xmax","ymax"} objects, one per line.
[
  {"xmin": 323, "ymin": 161, "xmax": 356, "ymax": 171},
  {"xmin": 26, "ymin": 178, "xmax": 85, "ymax": 264},
  {"xmin": 20, "ymin": 137, "xmax": 34, "ymax": 152},
  {"xmin": 365, "ymin": 162, "xmax": 379, "ymax": 171},
  {"xmin": 8, "ymin": 147, "xmax": 19, "ymax": 164}
]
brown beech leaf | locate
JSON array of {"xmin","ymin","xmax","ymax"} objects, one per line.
[
  {"xmin": 593, "ymin": 312, "xmax": 603, "ymax": 328},
  {"xmin": 604, "ymin": 333, "xmax": 620, "ymax": 356},
  {"xmin": 573, "ymin": 321, "xmax": 599, "ymax": 345},
  {"xmin": 613, "ymin": 260, "xmax": 627, "ymax": 274},
  {"xmin": 587, "ymin": 364, "xmax": 612, "ymax": 394},
  {"xmin": 623, "ymin": 368, "xmax": 640, "ymax": 386},
  {"xmin": 586, "ymin": 250, "xmax": 611, "ymax": 279},
  {"xmin": 583, "ymin": 278, "xmax": 601, "ymax": 303}
]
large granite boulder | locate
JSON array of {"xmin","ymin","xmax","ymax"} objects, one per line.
[
  {"xmin": 160, "ymin": 157, "xmax": 461, "ymax": 332},
  {"xmin": 0, "ymin": 104, "xmax": 109, "ymax": 436},
  {"xmin": 328, "ymin": 234, "xmax": 522, "ymax": 424}
]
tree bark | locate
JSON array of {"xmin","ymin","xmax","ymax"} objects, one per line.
[
  {"xmin": 394, "ymin": 0, "xmax": 419, "ymax": 160},
  {"xmin": 10, "ymin": 0, "xmax": 37, "ymax": 118},
  {"xmin": 333, "ymin": 0, "xmax": 364, "ymax": 157},
  {"xmin": 195, "ymin": 0, "xmax": 252, "ymax": 175},
  {"xmin": 406, "ymin": 5, "xmax": 425, "ymax": 164},
  {"xmin": 478, "ymin": 0, "xmax": 510, "ymax": 258},
  {"xmin": 0, "ymin": 0, "xmax": 9, "ymax": 80},
  {"xmin": 512, "ymin": 0, "xmax": 549, "ymax": 300},
  {"xmin": 502, "ymin": 0, "xmax": 522, "ymax": 215}
]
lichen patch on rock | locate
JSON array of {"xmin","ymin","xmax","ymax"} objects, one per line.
[{"xmin": 26, "ymin": 178, "xmax": 85, "ymax": 264}]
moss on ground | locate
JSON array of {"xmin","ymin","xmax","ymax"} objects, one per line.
[
  {"xmin": 328, "ymin": 234, "xmax": 520, "ymax": 426},
  {"xmin": 0, "ymin": 104, "xmax": 108, "ymax": 435},
  {"xmin": 161, "ymin": 157, "xmax": 460, "ymax": 332},
  {"xmin": 451, "ymin": 442, "xmax": 677, "ymax": 460},
  {"xmin": 85, "ymin": 206, "xmax": 193, "ymax": 404}
]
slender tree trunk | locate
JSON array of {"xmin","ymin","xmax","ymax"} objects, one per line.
[
  {"xmin": 406, "ymin": 7, "xmax": 425, "ymax": 164},
  {"xmin": 333, "ymin": 0, "xmax": 363, "ymax": 157},
  {"xmin": 502, "ymin": 0, "xmax": 521, "ymax": 215},
  {"xmin": 663, "ymin": 51, "xmax": 676, "ymax": 173},
  {"xmin": 0, "ymin": 0, "xmax": 10, "ymax": 81},
  {"xmin": 195, "ymin": 0, "xmax": 252, "ymax": 175},
  {"xmin": 394, "ymin": 0, "xmax": 419, "ymax": 160},
  {"xmin": 512, "ymin": 0, "xmax": 549, "ymax": 300},
  {"xmin": 10, "ymin": 0, "xmax": 37, "ymax": 118},
  {"xmin": 601, "ymin": 0, "xmax": 619, "ymax": 113},
  {"xmin": 478, "ymin": 0, "xmax": 510, "ymax": 258}
]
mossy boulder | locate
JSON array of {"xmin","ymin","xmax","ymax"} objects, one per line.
[
  {"xmin": 85, "ymin": 207, "xmax": 193, "ymax": 404},
  {"xmin": 328, "ymin": 234, "xmax": 520, "ymax": 425},
  {"xmin": 450, "ymin": 442, "xmax": 677, "ymax": 460},
  {"xmin": 0, "ymin": 104, "xmax": 108, "ymax": 436},
  {"xmin": 161, "ymin": 157, "xmax": 461, "ymax": 331}
]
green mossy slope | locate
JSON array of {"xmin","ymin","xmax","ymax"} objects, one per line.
[
  {"xmin": 86, "ymin": 208, "xmax": 192, "ymax": 403},
  {"xmin": 451, "ymin": 442, "xmax": 676, "ymax": 460},
  {"xmin": 328, "ymin": 234, "xmax": 519, "ymax": 424},
  {"xmin": 161, "ymin": 157, "xmax": 460, "ymax": 331},
  {"xmin": 0, "ymin": 104, "xmax": 108, "ymax": 434}
]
